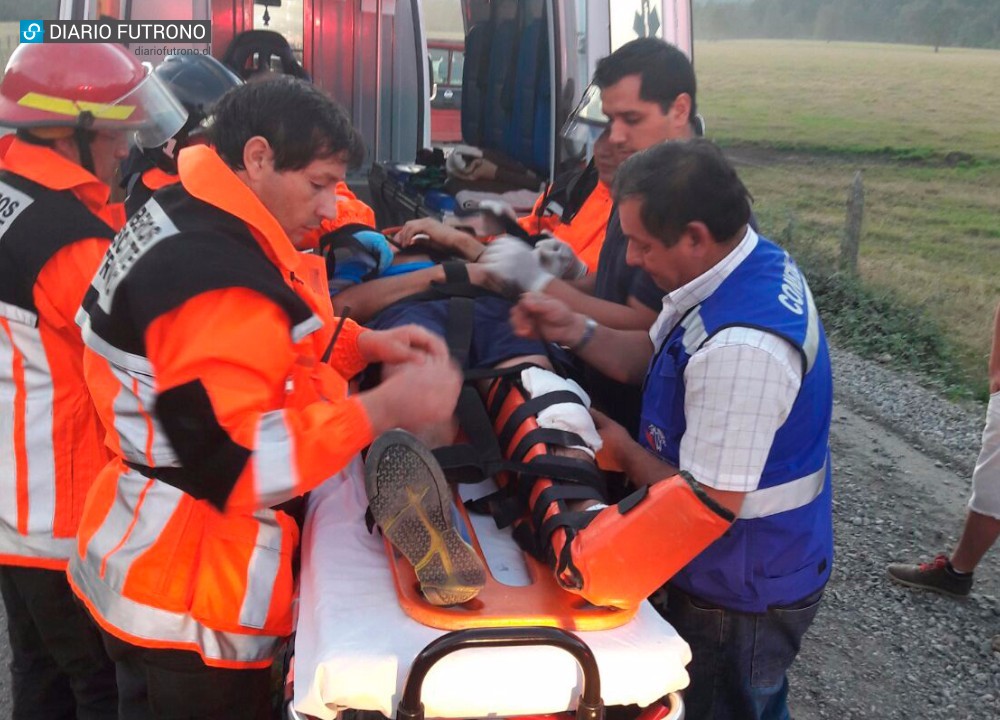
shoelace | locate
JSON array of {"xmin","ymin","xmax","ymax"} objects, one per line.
[{"xmin": 918, "ymin": 554, "xmax": 950, "ymax": 572}]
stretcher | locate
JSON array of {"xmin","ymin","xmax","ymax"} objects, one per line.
[{"xmin": 291, "ymin": 458, "xmax": 692, "ymax": 720}]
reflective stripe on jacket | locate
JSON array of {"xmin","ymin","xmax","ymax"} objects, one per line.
[
  {"xmin": 0, "ymin": 137, "xmax": 116, "ymax": 569},
  {"xmin": 69, "ymin": 145, "xmax": 374, "ymax": 668}
]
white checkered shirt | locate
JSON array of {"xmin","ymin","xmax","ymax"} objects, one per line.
[{"xmin": 648, "ymin": 228, "xmax": 803, "ymax": 493}]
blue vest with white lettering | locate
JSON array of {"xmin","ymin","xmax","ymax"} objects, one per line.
[{"xmin": 640, "ymin": 235, "xmax": 833, "ymax": 612}]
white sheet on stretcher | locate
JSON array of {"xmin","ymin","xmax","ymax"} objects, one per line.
[{"xmin": 294, "ymin": 459, "xmax": 691, "ymax": 719}]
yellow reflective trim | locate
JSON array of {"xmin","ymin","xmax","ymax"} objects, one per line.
[
  {"xmin": 78, "ymin": 100, "xmax": 136, "ymax": 120},
  {"xmin": 16, "ymin": 91, "xmax": 136, "ymax": 120}
]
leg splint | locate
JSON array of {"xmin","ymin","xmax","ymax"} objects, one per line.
[{"xmin": 484, "ymin": 369, "xmax": 734, "ymax": 610}]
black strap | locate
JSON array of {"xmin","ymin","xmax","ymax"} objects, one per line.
[
  {"xmin": 463, "ymin": 361, "xmax": 537, "ymax": 384},
  {"xmin": 463, "ymin": 489, "xmax": 523, "ymax": 529},
  {"xmin": 538, "ymin": 508, "xmax": 599, "ymax": 555},
  {"xmin": 530, "ymin": 484, "xmax": 606, "ymax": 540},
  {"xmin": 446, "ymin": 296, "xmax": 476, "ymax": 367},
  {"xmin": 509, "ymin": 427, "xmax": 586, "ymax": 463},
  {"xmin": 497, "ymin": 390, "xmax": 585, "ymax": 454}
]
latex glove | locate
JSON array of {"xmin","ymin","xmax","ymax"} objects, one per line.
[
  {"xmin": 445, "ymin": 144, "xmax": 484, "ymax": 176},
  {"xmin": 535, "ymin": 237, "xmax": 587, "ymax": 280},
  {"xmin": 479, "ymin": 235, "xmax": 553, "ymax": 293},
  {"xmin": 477, "ymin": 199, "xmax": 518, "ymax": 223}
]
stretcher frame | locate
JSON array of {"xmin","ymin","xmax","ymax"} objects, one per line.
[{"xmin": 289, "ymin": 466, "xmax": 691, "ymax": 720}]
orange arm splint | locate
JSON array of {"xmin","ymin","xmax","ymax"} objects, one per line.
[{"xmin": 568, "ymin": 473, "xmax": 734, "ymax": 609}]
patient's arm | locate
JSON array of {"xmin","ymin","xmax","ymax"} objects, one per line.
[
  {"xmin": 334, "ymin": 262, "xmax": 498, "ymax": 324},
  {"xmin": 333, "ymin": 265, "xmax": 448, "ymax": 322}
]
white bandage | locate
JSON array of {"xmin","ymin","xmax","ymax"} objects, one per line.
[
  {"xmin": 520, "ymin": 367, "xmax": 603, "ymax": 457},
  {"xmin": 969, "ymin": 391, "xmax": 1000, "ymax": 519}
]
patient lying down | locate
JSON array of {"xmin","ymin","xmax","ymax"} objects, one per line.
[{"xmin": 325, "ymin": 226, "xmax": 706, "ymax": 611}]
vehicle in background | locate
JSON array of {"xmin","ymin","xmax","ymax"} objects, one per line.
[
  {"xmin": 51, "ymin": 0, "xmax": 693, "ymax": 223},
  {"xmin": 428, "ymin": 40, "xmax": 464, "ymax": 144}
]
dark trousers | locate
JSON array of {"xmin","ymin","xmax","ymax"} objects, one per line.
[
  {"xmin": 0, "ymin": 564, "xmax": 118, "ymax": 720},
  {"xmin": 101, "ymin": 631, "xmax": 274, "ymax": 720},
  {"xmin": 654, "ymin": 586, "xmax": 824, "ymax": 720}
]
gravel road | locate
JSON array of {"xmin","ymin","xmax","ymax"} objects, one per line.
[
  {"xmin": 790, "ymin": 348, "xmax": 999, "ymax": 720},
  {"xmin": 0, "ymin": 346, "xmax": 996, "ymax": 718}
]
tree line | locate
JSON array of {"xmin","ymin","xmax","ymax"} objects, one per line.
[{"xmin": 695, "ymin": 0, "xmax": 1000, "ymax": 51}]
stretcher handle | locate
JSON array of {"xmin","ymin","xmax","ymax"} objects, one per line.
[{"xmin": 397, "ymin": 626, "xmax": 604, "ymax": 720}]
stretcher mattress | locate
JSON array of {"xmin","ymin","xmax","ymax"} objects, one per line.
[{"xmin": 294, "ymin": 459, "xmax": 691, "ymax": 719}]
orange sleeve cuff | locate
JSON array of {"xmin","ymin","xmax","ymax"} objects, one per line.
[{"xmin": 328, "ymin": 318, "xmax": 370, "ymax": 378}]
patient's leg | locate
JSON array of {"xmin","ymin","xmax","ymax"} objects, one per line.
[{"xmin": 381, "ymin": 360, "xmax": 459, "ymax": 448}]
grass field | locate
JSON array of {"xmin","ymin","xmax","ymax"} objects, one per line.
[{"xmin": 694, "ymin": 40, "xmax": 1000, "ymax": 398}]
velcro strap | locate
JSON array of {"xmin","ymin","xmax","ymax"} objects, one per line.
[
  {"xmin": 509, "ymin": 427, "xmax": 587, "ymax": 463},
  {"xmin": 463, "ymin": 361, "xmax": 537, "ymax": 384},
  {"xmin": 530, "ymin": 484, "xmax": 607, "ymax": 539},
  {"xmin": 538, "ymin": 509, "xmax": 599, "ymax": 552},
  {"xmin": 446, "ymin": 296, "xmax": 475, "ymax": 367},
  {"xmin": 464, "ymin": 489, "xmax": 523, "ymax": 529},
  {"xmin": 442, "ymin": 260, "xmax": 469, "ymax": 284},
  {"xmin": 498, "ymin": 390, "xmax": 585, "ymax": 453},
  {"xmin": 433, "ymin": 443, "xmax": 498, "ymax": 484},
  {"xmin": 514, "ymin": 456, "xmax": 605, "ymax": 490}
]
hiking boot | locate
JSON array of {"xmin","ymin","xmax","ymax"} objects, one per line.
[
  {"xmin": 365, "ymin": 429, "xmax": 486, "ymax": 606},
  {"xmin": 886, "ymin": 554, "xmax": 973, "ymax": 598}
]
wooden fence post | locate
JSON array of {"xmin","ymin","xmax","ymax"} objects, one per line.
[{"xmin": 841, "ymin": 170, "xmax": 864, "ymax": 274}]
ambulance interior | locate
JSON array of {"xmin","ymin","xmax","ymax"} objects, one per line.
[{"xmin": 56, "ymin": 0, "xmax": 692, "ymax": 227}]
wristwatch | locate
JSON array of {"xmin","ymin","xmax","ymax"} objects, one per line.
[{"xmin": 567, "ymin": 316, "xmax": 597, "ymax": 352}]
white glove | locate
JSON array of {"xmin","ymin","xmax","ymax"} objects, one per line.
[
  {"xmin": 479, "ymin": 235, "xmax": 553, "ymax": 293},
  {"xmin": 445, "ymin": 144, "xmax": 484, "ymax": 176},
  {"xmin": 534, "ymin": 238, "xmax": 588, "ymax": 280},
  {"xmin": 477, "ymin": 198, "xmax": 518, "ymax": 223}
]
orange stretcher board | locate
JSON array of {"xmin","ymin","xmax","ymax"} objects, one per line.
[{"xmin": 384, "ymin": 379, "xmax": 638, "ymax": 631}]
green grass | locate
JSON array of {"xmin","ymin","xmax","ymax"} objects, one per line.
[
  {"xmin": 695, "ymin": 40, "xmax": 1000, "ymax": 398},
  {"xmin": 696, "ymin": 40, "xmax": 1000, "ymax": 161}
]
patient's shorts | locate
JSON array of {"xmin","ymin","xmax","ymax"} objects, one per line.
[
  {"xmin": 369, "ymin": 295, "xmax": 550, "ymax": 369},
  {"xmin": 969, "ymin": 391, "xmax": 1000, "ymax": 519}
]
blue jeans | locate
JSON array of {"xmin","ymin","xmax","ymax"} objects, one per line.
[{"xmin": 654, "ymin": 586, "xmax": 824, "ymax": 720}]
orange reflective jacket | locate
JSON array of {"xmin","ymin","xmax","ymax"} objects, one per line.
[
  {"xmin": 0, "ymin": 136, "xmax": 117, "ymax": 570},
  {"xmin": 518, "ymin": 181, "xmax": 612, "ymax": 273},
  {"xmin": 69, "ymin": 145, "xmax": 374, "ymax": 669}
]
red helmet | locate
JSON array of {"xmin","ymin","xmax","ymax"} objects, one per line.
[{"xmin": 0, "ymin": 42, "xmax": 187, "ymax": 148}]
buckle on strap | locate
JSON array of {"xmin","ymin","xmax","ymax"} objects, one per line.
[{"xmin": 738, "ymin": 462, "xmax": 827, "ymax": 519}]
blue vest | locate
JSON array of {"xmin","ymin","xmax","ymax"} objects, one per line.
[{"xmin": 640, "ymin": 236, "xmax": 833, "ymax": 612}]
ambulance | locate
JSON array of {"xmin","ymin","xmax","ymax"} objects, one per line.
[{"xmin": 50, "ymin": 0, "xmax": 693, "ymax": 222}]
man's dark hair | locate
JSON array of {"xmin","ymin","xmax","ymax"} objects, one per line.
[
  {"xmin": 613, "ymin": 139, "xmax": 751, "ymax": 246},
  {"xmin": 593, "ymin": 38, "xmax": 697, "ymax": 120},
  {"xmin": 211, "ymin": 75, "xmax": 364, "ymax": 171}
]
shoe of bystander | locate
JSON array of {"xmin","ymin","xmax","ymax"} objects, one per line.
[{"xmin": 886, "ymin": 554, "xmax": 973, "ymax": 598}]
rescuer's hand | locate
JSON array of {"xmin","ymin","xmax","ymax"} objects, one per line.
[
  {"xmin": 357, "ymin": 325, "xmax": 449, "ymax": 366},
  {"xmin": 535, "ymin": 238, "xmax": 588, "ymax": 280},
  {"xmin": 364, "ymin": 352, "xmax": 463, "ymax": 433},
  {"xmin": 589, "ymin": 408, "xmax": 631, "ymax": 472},
  {"xmin": 510, "ymin": 291, "xmax": 583, "ymax": 346},
  {"xmin": 479, "ymin": 235, "xmax": 553, "ymax": 294}
]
